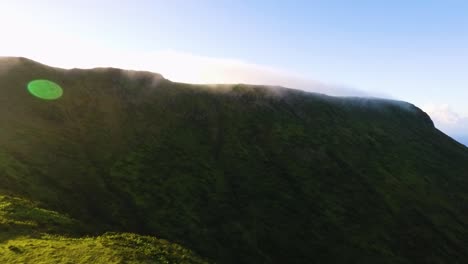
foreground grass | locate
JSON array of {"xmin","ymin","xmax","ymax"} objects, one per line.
[
  {"xmin": 0, "ymin": 195, "xmax": 208, "ymax": 264},
  {"xmin": 1, "ymin": 233, "xmax": 208, "ymax": 264}
]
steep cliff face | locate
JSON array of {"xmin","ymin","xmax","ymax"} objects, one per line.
[{"xmin": 1, "ymin": 57, "xmax": 468, "ymax": 264}]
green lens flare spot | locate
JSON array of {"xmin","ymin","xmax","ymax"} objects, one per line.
[{"xmin": 27, "ymin": 80, "xmax": 63, "ymax": 100}]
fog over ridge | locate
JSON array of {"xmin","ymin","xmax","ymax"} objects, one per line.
[{"xmin": 1, "ymin": 50, "xmax": 466, "ymax": 144}]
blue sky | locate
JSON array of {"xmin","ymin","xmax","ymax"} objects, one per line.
[{"xmin": 1, "ymin": 0, "xmax": 467, "ymax": 142}]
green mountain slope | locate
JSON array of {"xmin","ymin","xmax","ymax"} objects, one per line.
[{"xmin": 0, "ymin": 57, "xmax": 467, "ymax": 263}]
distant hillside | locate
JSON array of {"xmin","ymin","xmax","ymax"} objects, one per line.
[{"xmin": 0, "ymin": 57, "xmax": 468, "ymax": 264}]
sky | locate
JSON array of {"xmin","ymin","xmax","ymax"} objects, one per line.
[{"xmin": 0, "ymin": 0, "xmax": 467, "ymax": 143}]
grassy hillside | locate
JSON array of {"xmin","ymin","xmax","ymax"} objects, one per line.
[
  {"xmin": 0, "ymin": 193, "xmax": 206, "ymax": 264},
  {"xmin": 1, "ymin": 233, "xmax": 208, "ymax": 264},
  {"xmin": 0, "ymin": 57, "xmax": 468, "ymax": 263},
  {"xmin": 0, "ymin": 194, "xmax": 207, "ymax": 263}
]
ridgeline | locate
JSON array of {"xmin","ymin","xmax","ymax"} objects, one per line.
[{"xmin": 0, "ymin": 57, "xmax": 467, "ymax": 263}]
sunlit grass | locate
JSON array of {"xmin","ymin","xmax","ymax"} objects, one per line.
[
  {"xmin": 1, "ymin": 233, "xmax": 208, "ymax": 264},
  {"xmin": 0, "ymin": 195, "xmax": 208, "ymax": 263}
]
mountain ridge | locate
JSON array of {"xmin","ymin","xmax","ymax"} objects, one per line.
[
  {"xmin": 0, "ymin": 57, "xmax": 467, "ymax": 263},
  {"xmin": 0, "ymin": 56, "xmax": 437, "ymax": 126}
]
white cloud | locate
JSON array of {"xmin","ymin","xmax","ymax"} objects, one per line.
[
  {"xmin": 422, "ymin": 104, "xmax": 468, "ymax": 138},
  {"xmin": 423, "ymin": 104, "xmax": 461, "ymax": 125}
]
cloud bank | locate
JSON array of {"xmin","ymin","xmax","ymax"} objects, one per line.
[
  {"xmin": 422, "ymin": 104, "xmax": 468, "ymax": 144},
  {"xmin": 6, "ymin": 48, "xmax": 367, "ymax": 98}
]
